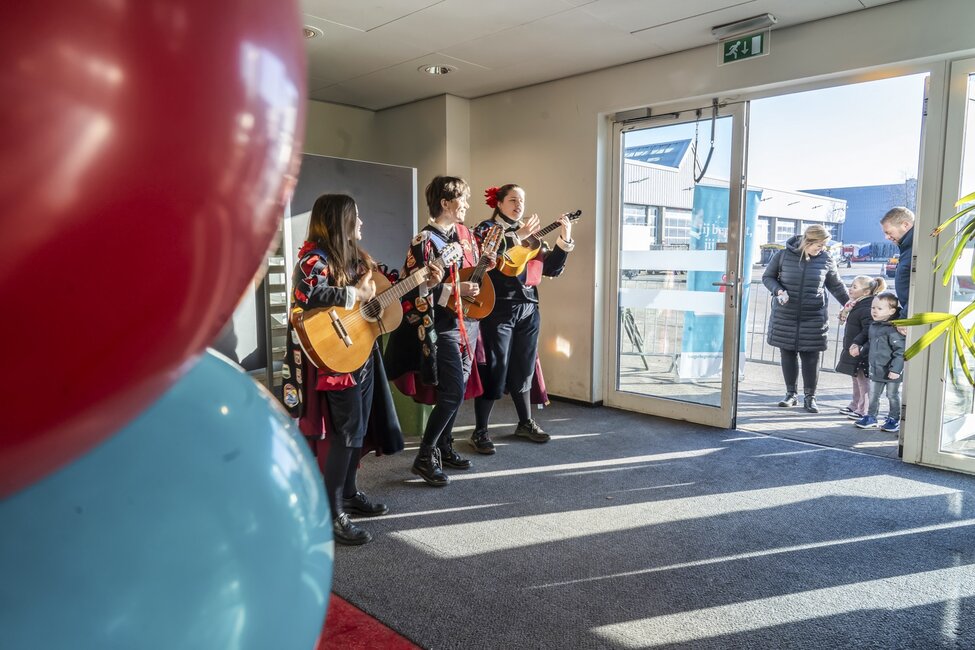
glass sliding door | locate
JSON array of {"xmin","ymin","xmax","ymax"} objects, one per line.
[{"xmin": 605, "ymin": 103, "xmax": 748, "ymax": 428}]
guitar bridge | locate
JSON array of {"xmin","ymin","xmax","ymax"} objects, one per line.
[{"xmin": 329, "ymin": 309, "xmax": 353, "ymax": 348}]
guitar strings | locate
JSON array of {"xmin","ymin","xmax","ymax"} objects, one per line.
[{"xmin": 329, "ymin": 252, "xmax": 457, "ymax": 329}]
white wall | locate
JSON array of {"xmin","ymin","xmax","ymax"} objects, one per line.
[
  {"xmin": 468, "ymin": 0, "xmax": 975, "ymax": 403},
  {"xmin": 303, "ymin": 100, "xmax": 379, "ymax": 161}
]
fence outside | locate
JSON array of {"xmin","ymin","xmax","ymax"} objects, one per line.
[{"xmin": 619, "ymin": 276, "xmax": 847, "ymax": 374}]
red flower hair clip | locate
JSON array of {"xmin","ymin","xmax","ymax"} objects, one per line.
[{"xmin": 484, "ymin": 186, "xmax": 501, "ymax": 209}]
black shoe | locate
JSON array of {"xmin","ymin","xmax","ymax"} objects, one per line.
[
  {"xmin": 332, "ymin": 513, "xmax": 372, "ymax": 546},
  {"xmin": 438, "ymin": 442, "xmax": 472, "ymax": 470},
  {"xmin": 514, "ymin": 419, "xmax": 550, "ymax": 443},
  {"xmin": 411, "ymin": 448, "xmax": 450, "ymax": 486},
  {"xmin": 341, "ymin": 491, "xmax": 389, "ymax": 517},
  {"xmin": 803, "ymin": 395, "xmax": 819, "ymax": 413},
  {"xmin": 469, "ymin": 428, "xmax": 496, "ymax": 455},
  {"xmin": 777, "ymin": 392, "xmax": 799, "ymax": 407}
]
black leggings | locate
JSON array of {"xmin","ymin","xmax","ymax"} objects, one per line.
[{"xmin": 780, "ymin": 349, "xmax": 820, "ymax": 396}]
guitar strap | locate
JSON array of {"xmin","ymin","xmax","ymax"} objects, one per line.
[{"xmin": 425, "ymin": 227, "xmax": 472, "ymax": 359}]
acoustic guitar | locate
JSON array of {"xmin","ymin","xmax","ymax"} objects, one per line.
[
  {"xmin": 457, "ymin": 225, "xmax": 503, "ymax": 320},
  {"xmin": 292, "ymin": 243, "xmax": 462, "ymax": 373},
  {"xmin": 497, "ymin": 210, "xmax": 582, "ymax": 277}
]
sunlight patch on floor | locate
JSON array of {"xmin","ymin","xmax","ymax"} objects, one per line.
[
  {"xmin": 555, "ymin": 464, "xmax": 656, "ymax": 477},
  {"xmin": 415, "ymin": 448, "xmax": 722, "ymax": 482},
  {"xmin": 548, "ymin": 433, "xmax": 602, "ymax": 440},
  {"xmin": 364, "ymin": 503, "xmax": 514, "ymax": 521},
  {"xmin": 529, "ymin": 519, "xmax": 975, "ymax": 589},
  {"xmin": 853, "ymin": 439, "xmax": 899, "ymax": 449},
  {"xmin": 608, "ymin": 483, "xmax": 696, "ymax": 494},
  {"xmin": 753, "ymin": 448, "xmax": 832, "ymax": 457},
  {"xmin": 391, "ymin": 475, "xmax": 959, "ymax": 559},
  {"xmin": 591, "ymin": 565, "xmax": 975, "ymax": 648}
]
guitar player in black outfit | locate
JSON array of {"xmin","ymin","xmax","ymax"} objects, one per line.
[
  {"xmin": 282, "ymin": 193, "xmax": 443, "ymax": 545},
  {"xmin": 385, "ymin": 176, "xmax": 496, "ymax": 486},
  {"xmin": 470, "ymin": 184, "xmax": 574, "ymax": 453}
]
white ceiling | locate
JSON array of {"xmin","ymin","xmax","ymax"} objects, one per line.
[{"xmin": 301, "ymin": 0, "xmax": 901, "ymax": 111}]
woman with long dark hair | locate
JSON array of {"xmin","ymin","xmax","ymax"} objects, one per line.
[{"xmin": 281, "ymin": 194, "xmax": 440, "ymax": 545}]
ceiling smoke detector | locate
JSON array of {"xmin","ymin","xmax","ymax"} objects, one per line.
[
  {"xmin": 419, "ymin": 64, "xmax": 456, "ymax": 76},
  {"xmin": 303, "ymin": 26, "xmax": 323, "ymax": 40}
]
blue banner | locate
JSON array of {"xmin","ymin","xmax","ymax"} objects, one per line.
[{"xmin": 680, "ymin": 185, "xmax": 761, "ymax": 379}]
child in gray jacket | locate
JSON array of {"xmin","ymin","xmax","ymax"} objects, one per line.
[{"xmin": 849, "ymin": 292, "xmax": 905, "ymax": 432}]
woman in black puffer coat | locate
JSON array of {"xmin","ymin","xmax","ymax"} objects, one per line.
[{"xmin": 762, "ymin": 225, "xmax": 849, "ymax": 413}]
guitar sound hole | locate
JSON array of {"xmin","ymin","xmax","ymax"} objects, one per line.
[{"xmin": 362, "ymin": 299, "xmax": 382, "ymax": 321}]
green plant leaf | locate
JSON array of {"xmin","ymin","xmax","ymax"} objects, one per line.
[
  {"xmin": 933, "ymin": 237, "xmax": 955, "ymax": 272},
  {"xmin": 893, "ymin": 313, "xmax": 952, "ymax": 326},
  {"xmin": 932, "ymin": 203, "xmax": 975, "ymax": 236},
  {"xmin": 955, "ymin": 190, "xmax": 975, "ymax": 208},
  {"xmin": 940, "ymin": 221, "xmax": 975, "ymax": 285},
  {"xmin": 946, "ymin": 326, "xmax": 956, "ymax": 382},
  {"xmin": 956, "ymin": 319, "xmax": 975, "ymax": 355},
  {"xmin": 952, "ymin": 324, "xmax": 975, "ymax": 385},
  {"xmin": 904, "ymin": 318, "xmax": 953, "ymax": 361}
]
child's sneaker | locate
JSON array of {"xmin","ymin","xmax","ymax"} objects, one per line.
[
  {"xmin": 839, "ymin": 406, "xmax": 859, "ymax": 417},
  {"xmin": 880, "ymin": 417, "xmax": 900, "ymax": 433},
  {"xmin": 855, "ymin": 415, "xmax": 879, "ymax": 429}
]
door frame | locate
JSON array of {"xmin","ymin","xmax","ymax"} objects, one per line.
[
  {"xmin": 603, "ymin": 100, "xmax": 748, "ymax": 429},
  {"xmin": 915, "ymin": 57, "xmax": 975, "ymax": 473}
]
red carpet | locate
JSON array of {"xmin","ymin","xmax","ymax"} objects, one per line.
[{"xmin": 316, "ymin": 593, "xmax": 421, "ymax": 649}]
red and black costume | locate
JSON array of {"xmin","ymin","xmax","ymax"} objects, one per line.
[
  {"xmin": 470, "ymin": 213, "xmax": 573, "ymax": 445},
  {"xmin": 384, "ymin": 224, "xmax": 483, "ymax": 478},
  {"xmin": 282, "ymin": 241, "xmax": 403, "ymax": 520}
]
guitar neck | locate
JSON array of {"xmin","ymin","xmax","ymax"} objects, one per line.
[
  {"xmin": 531, "ymin": 220, "xmax": 563, "ymax": 240},
  {"xmin": 371, "ymin": 266, "xmax": 430, "ymax": 309},
  {"xmin": 469, "ymin": 251, "xmax": 493, "ymax": 283}
]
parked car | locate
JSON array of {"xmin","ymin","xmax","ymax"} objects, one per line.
[{"xmin": 885, "ymin": 256, "xmax": 899, "ymax": 278}]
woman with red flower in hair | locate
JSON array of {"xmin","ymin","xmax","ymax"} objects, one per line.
[{"xmin": 469, "ymin": 184, "xmax": 574, "ymax": 453}]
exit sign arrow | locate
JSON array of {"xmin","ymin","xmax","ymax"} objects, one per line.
[{"xmin": 720, "ymin": 31, "xmax": 770, "ymax": 65}]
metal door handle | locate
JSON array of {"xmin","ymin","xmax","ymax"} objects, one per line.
[{"xmin": 711, "ymin": 281, "xmax": 735, "ymax": 287}]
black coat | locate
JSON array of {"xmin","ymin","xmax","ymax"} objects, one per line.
[
  {"xmin": 835, "ymin": 297, "xmax": 872, "ymax": 376},
  {"xmin": 762, "ymin": 235, "xmax": 850, "ymax": 352},
  {"xmin": 854, "ymin": 320, "xmax": 906, "ymax": 383},
  {"xmin": 895, "ymin": 226, "xmax": 913, "ymax": 314}
]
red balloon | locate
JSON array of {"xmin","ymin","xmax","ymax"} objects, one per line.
[{"xmin": 0, "ymin": 1, "xmax": 307, "ymax": 496}]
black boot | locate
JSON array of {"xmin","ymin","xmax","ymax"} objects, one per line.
[
  {"xmin": 411, "ymin": 447, "xmax": 450, "ymax": 486},
  {"xmin": 469, "ymin": 428, "xmax": 495, "ymax": 454},
  {"xmin": 332, "ymin": 513, "xmax": 372, "ymax": 546},
  {"xmin": 803, "ymin": 395, "xmax": 819, "ymax": 413},
  {"xmin": 341, "ymin": 491, "xmax": 389, "ymax": 517},
  {"xmin": 438, "ymin": 435, "xmax": 472, "ymax": 470},
  {"xmin": 777, "ymin": 392, "xmax": 799, "ymax": 407}
]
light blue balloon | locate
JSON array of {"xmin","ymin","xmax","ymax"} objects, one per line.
[{"xmin": 0, "ymin": 351, "xmax": 332, "ymax": 650}]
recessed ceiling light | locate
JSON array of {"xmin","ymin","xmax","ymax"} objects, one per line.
[
  {"xmin": 303, "ymin": 26, "xmax": 323, "ymax": 40},
  {"xmin": 419, "ymin": 64, "xmax": 456, "ymax": 76}
]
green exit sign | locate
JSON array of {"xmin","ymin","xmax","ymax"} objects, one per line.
[{"xmin": 720, "ymin": 31, "xmax": 769, "ymax": 65}]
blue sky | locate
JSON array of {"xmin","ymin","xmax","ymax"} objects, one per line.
[{"xmin": 625, "ymin": 73, "xmax": 927, "ymax": 193}]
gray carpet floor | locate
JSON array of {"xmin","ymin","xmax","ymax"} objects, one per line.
[{"xmin": 335, "ymin": 399, "xmax": 975, "ymax": 649}]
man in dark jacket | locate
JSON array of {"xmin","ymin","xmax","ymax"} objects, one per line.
[{"xmin": 881, "ymin": 207, "xmax": 915, "ymax": 314}]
